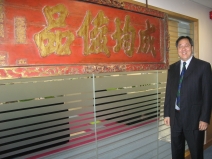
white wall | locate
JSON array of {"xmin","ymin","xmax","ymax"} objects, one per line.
[{"xmin": 135, "ymin": 0, "xmax": 212, "ymax": 64}]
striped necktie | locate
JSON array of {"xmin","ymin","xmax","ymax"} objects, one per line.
[{"xmin": 176, "ymin": 62, "xmax": 186, "ymax": 108}]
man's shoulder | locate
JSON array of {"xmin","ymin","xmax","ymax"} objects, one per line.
[
  {"xmin": 169, "ymin": 61, "xmax": 180, "ymax": 70},
  {"xmin": 193, "ymin": 57, "xmax": 211, "ymax": 66}
]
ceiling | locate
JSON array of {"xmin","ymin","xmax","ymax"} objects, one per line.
[{"xmin": 191, "ymin": 0, "xmax": 212, "ymax": 9}]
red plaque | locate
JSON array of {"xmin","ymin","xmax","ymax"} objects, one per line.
[{"xmin": 0, "ymin": 0, "xmax": 169, "ymax": 78}]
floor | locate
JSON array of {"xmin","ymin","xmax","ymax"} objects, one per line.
[{"xmin": 204, "ymin": 145, "xmax": 212, "ymax": 159}]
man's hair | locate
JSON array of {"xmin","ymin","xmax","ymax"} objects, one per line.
[{"xmin": 175, "ymin": 36, "xmax": 194, "ymax": 48}]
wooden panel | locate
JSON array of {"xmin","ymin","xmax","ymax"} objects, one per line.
[
  {"xmin": 193, "ymin": 21, "xmax": 199, "ymax": 58},
  {"xmin": 168, "ymin": 20, "xmax": 178, "ymax": 64}
]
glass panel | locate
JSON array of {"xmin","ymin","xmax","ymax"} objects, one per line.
[{"xmin": 0, "ymin": 71, "xmax": 170, "ymax": 159}]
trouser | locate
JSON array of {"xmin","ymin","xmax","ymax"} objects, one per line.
[{"xmin": 171, "ymin": 110, "xmax": 205, "ymax": 159}]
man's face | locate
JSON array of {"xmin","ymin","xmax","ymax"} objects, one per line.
[{"xmin": 177, "ymin": 38, "xmax": 193, "ymax": 61}]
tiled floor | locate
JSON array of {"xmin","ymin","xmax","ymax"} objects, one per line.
[{"xmin": 204, "ymin": 145, "xmax": 212, "ymax": 159}]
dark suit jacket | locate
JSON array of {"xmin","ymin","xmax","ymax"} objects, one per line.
[{"xmin": 164, "ymin": 57, "xmax": 212, "ymax": 130}]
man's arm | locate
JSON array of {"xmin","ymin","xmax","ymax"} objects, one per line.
[
  {"xmin": 199, "ymin": 121, "xmax": 208, "ymax": 131},
  {"xmin": 164, "ymin": 68, "xmax": 171, "ymax": 118},
  {"xmin": 164, "ymin": 117, "xmax": 170, "ymax": 126},
  {"xmin": 199, "ymin": 63, "xmax": 212, "ymax": 125},
  {"xmin": 164, "ymin": 68, "xmax": 172, "ymax": 126}
]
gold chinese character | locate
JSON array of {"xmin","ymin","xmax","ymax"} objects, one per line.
[
  {"xmin": 17, "ymin": 59, "xmax": 27, "ymax": 65},
  {"xmin": 112, "ymin": 15, "xmax": 136, "ymax": 57},
  {"xmin": 0, "ymin": 24, "xmax": 3, "ymax": 37},
  {"xmin": 0, "ymin": 61, "xmax": 6, "ymax": 65},
  {"xmin": 137, "ymin": 20, "xmax": 156, "ymax": 57},
  {"xmin": 44, "ymin": 4, "xmax": 68, "ymax": 30},
  {"xmin": 0, "ymin": 52, "xmax": 7, "ymax": 66},
  {"xmin": 34, "ymin": 4, "xmax": 74, "ymax": 57},
  {"xmin": 77, "ymin": 10, "xmax": 109, "ymax": 56},
  {"xmin": 0, "ymin": 54, "xmax": 6, "ymax": 60},
  {"xmin": 0, "ymin": 5, "xmax": 4, "ymax": 38},
  {"xmin": 15, "ymin": 17, "xmax": 26, "ymax": 44},
  {"xmin": 0, "ymin": 5, "xmax": 3, "ymax": 23}
]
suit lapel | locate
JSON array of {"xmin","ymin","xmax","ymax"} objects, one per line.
[
  {"xmin": 184, "ymin": 57, "xmax": 196, "ymax": 79},
  {"xmin": 174, "ymin": 61, "xmax": 181, "ymax": 80},
  {"xmin": 172, "ymin": 61, "xmax": 181, "ymax": 92}
]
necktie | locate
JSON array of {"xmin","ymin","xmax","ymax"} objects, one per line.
[{"xmin": 176, "ymin": 62, "xmax": 186, "ymax": 109}]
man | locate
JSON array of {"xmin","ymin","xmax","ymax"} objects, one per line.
[{"xmin": 164, "ymin": 36, "xmax": 212, "ymax": 159}]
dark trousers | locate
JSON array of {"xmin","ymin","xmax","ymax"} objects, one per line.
[{"xmin": 171, "ymin": 110, "xmax": 205, "ymax": 159}]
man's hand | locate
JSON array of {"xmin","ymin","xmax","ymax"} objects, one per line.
[
  {"xmin": 199, "ymin": 121, "xmax": 208, "ymax": 131},
  {"xmin": 164, "ymin": 117, "xmax": 170, "ymax": 126}
]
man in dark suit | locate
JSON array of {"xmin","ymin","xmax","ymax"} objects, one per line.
[{"xmin": 164, "ymin": 36, "xmax": 212, "ymax": 159}]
